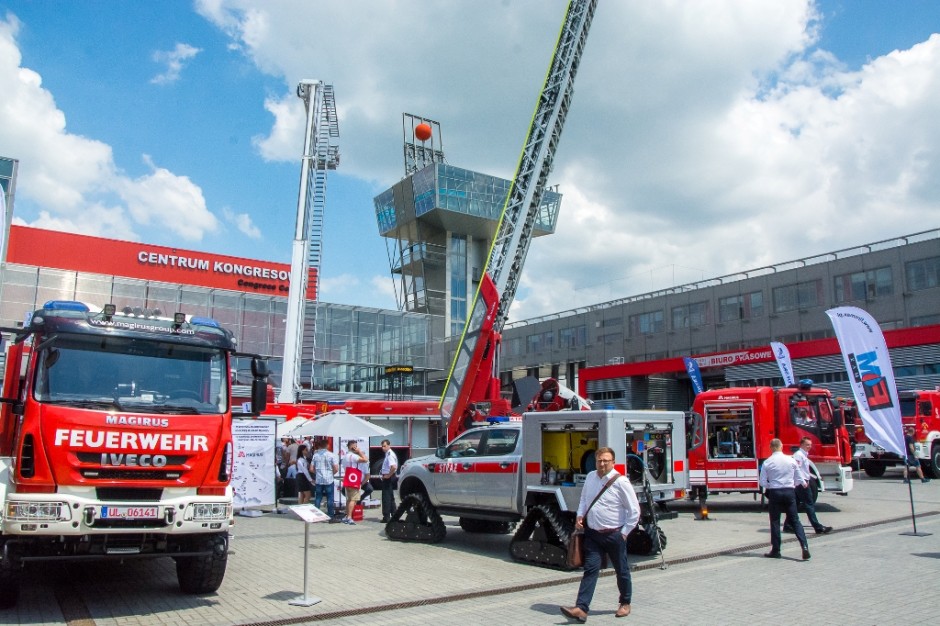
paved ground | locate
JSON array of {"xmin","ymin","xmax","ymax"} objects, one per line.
[{"xmin": 3, "ymin": 468, "xmax": 938, "ymax": 625}]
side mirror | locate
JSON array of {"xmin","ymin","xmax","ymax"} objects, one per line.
[
  {"xmin": 250, "ymin": 379, "xmax": 268, "ymax": 415},
  {"xmin": 435, "ymin": 447, "xmax": 446, "ymax": 458},
  {"xmin": 251, "ymin": 357, "xmax": 269, "ymax": 378}
]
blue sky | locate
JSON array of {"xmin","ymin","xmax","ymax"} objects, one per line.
[{"xmin": 1, "ymin": 1, "xmax": 938, "ymax": 319}]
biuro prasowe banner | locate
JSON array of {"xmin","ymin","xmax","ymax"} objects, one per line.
[{"xmin": 825, "ymin": 306, "xmax": 905, "ymax": 458}]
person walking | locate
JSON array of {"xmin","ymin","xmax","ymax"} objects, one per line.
[
  {"xmin": 560, "ymin": 447, "xmax": 639, "ymax": 623},
  {"xmin": 792, "ymin": 437, "xmax": 832, "ymax": 534},
  {"xmin": 379, "ymin": 439, "xmax": 398, "ymax": 523},
  {"xmin": 759, "ymin": 438, "xmax": 811, "ymax": 560},
  {"xmin": 311, "ymin": 439, "xmax": 339, "ymax": 518},
  {"xmin": 903, "ymin": 425, "xmax": 930, "ymax": 483}
]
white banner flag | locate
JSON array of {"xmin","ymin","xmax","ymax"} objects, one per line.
[
  {"xmin": 770, "ymin": 341, "xmax": 796, "ymax": 387},
  {"xmin": 825, "ymin": 306, "xmax": 905, "ymax": 458}
]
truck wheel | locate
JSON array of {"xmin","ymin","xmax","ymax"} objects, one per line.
[
  {"xmin": 626, "ymin": 526, "xmax": 653, "ymax": 555},
  {"xmin": 0, "ymin": 543, "xmax": 22, "ymax": 609},
  {"xmin": 176, "ymin": 535, "xmax": 228, "ymax": 594},
  {"xmin": 862, "ymin": 461, "xmax": 886, "ymax": 478},
  {"xmin": 927, "ymin": 444, "xmax": 940, "ymax": 479}
]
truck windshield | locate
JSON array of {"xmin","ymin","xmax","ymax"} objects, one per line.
[{"xmin": 33, "ymin": 334, "xmax": 227, "ymax": 415}]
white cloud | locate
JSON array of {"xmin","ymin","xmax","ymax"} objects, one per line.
[
  {"xmin": 0, "ymin": 17, "xmax": 222, "ymax": 243},
  {"xmin": 119, "ymin": 156, "xmax": 220, "ymax": 242},
  {"xmin": 150, "ymin": 42, "xmax": 202, "ymax": 85},
  {"xmin": 223, "ymin": 207, "xmax": 261, "ymax": 238}
]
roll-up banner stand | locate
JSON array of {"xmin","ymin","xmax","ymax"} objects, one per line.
[{"xmin": 232, "ymin": 417, "xmax": 277, "ymax": 517}]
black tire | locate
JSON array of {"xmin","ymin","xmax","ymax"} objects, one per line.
[
  {"xmin": 626, "ymin": 526, "xmax": 652, "ymax": 555},
  {"xmin": 0, "ymin": 542, "xmax": 22, "ymax": 609},
  {"xmin": 649, "ymin": 526, "xmax": 667, "ymax": 554},
  {"xmin": 862, "ymin": 461, "xmax": 886, "ymax": 478},
  {"xmin": 176, "ymin": 535, "xmax": 228, "ymax": 594},
  {"xmin": 927, "ymin": 444, "xmax": 940, "ymax": 479}
]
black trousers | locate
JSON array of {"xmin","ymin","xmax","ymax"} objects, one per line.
[{"xmin": 765, "ymin": 487, "xmax": 807, "ymax": 553}]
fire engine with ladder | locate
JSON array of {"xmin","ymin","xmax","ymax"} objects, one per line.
[{"xmin": 383, "ymin": 0, "xmax": 690, "ymax": 568}]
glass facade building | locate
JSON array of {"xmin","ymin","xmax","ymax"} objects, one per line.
[{"xmin": 375, "ymin": 163, "xmax": 561, "ymax": 339}]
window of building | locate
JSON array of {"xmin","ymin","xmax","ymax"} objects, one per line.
[
  {"xmin": 772, "ymin": 279, "xmax": 822, "ymax": 313},
  {"xmin": 912, "ymin": 313, "xmax": 940, "ymax": 327},
  {"xmin": 629, "ymin": 310, "xmax": 664, "ymax": 336},
  {"xmin": 449, "ymin": 235, "xmax": 468, "ymax": 336},
  {"xmin": 672, "ymin": 301, "xmax": 709, "ymax": 330},
  {"xmin": 833, "ymin": 267, "xmax": 893, "ymax": 303},
  {"xmin": 906, "ymin": 256, "xmax": 940, "ymax": 291},
  {"xmin": 718, "ymin": 291, "xmax": 763, "ymax": 322},
  {"xmin": 526, "ymin": 333, "xmax": 542, "ymax": 353},
  {"xmin": 559, "ymin": 325, "xmax": 587, "ymax": 348}
]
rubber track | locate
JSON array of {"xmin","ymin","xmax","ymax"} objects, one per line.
[
  {"xmin": 384, "ymin": 493, "xmax": 447, "ymax": 543},
  {"xmin": 509, "ymin": 504, "xmax": 572, "ymax": 569}
]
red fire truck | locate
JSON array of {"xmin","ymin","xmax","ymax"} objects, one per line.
[
  {"xmin": 0, "ymin": 301, "xmax": 269, "ymax": 608},
  {"xmin": 853, "ymin": 388, "xmax": 940, "ymax": 478},
  {"xmin": 687, "ymin": 382, "xmax": 854, "ymax": 506}
]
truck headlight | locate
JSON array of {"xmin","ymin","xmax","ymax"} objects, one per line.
[
  {"xmin": 5, "ymin": 501, "xmax": 70, "ymax": 522},
  {"xmin": 186, "ymin": 503, "xmax": 232, "ymax": 521}
]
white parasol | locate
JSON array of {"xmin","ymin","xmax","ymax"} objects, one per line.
[
  {"xmin": 286, "ymin": 409, "xmax": 392, "ymax": 439},
  {"xmin": 276, "ymin": 415, "xmax": 315, "ymax": 438}
]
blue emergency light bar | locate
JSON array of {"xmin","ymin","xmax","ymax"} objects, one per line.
[{"xmin": 42, "ymin": 300, "xmax": 90, "ymax": 312}]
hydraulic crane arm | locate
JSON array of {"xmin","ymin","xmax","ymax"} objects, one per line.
[{"xmin": 439, "ymin": 0, "xmax": 598, "ymax": 441}]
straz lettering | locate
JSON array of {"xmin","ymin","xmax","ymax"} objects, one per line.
[
  {"xmin": 848, "ymin": 350, "xmax": 893, "ymax": 410},
  {"xmin": 100, "ymin": 453, "xmax": 168, "ymax": 467},
  {"xmin": 105, "ymin": 415, "xmax": 170, "ymax": 428},
  {"xmin": 53, "ymin": 429, "xmax": 209, "ymax": 452}
]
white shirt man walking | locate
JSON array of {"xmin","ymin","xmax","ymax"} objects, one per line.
[
  {"xmin": 759, "ymin": 438, "xmax": 811, "ymax": 560},
  {"xmin": 561, "ymin": 447, "xmax": 640, "ymax": 622}
]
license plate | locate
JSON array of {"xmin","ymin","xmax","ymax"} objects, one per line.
[{"xmin": 101, "ymin": 506, "xmax": 159, "ymax": 520}]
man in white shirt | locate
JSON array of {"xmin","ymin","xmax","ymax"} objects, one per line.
[
  {"xmin": 758, "ymin": 438, "xmax": 811, "ymax": 560},
  {"xmin": 791, "ymin": 437, "xmax": 832, "ymax": 534},
  {"xmin": 561, "ymin": 447, "xmax": 640, "ymax": 622},
  {"xmin": 380, "ymin": 439, "xmax": 399, "ymax": 523}
]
